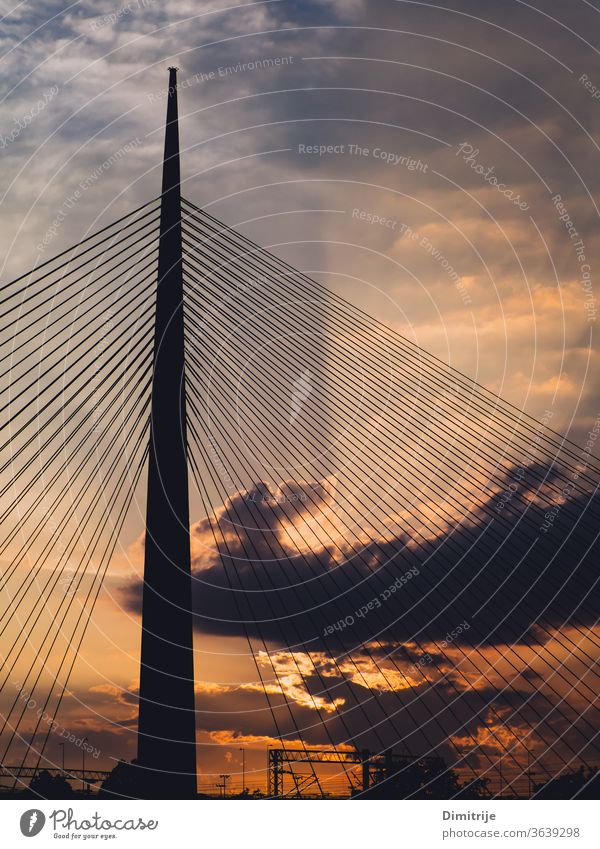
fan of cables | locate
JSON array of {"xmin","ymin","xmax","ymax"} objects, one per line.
[
  {"xmin": 0, "ymin": 194, "xmax": 598, "ymax": 798},
  {"xmin": 0, "ymin": 200, "xmax": 159, "ymax": 785},
  {"xmin": 181, "ymin": 198, "xmax": 600, "ymax": 798}
]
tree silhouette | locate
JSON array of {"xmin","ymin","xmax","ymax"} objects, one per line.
[
  {"xmin": 534, "ymin": 768, "xmax": 599, "ymax": 800},
  {"xmin": 27, "ymin": 770, "xmax": 74, "ymax": 799}
]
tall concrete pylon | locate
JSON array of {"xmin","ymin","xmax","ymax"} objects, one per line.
[{"xmin": 137, "ymin": 67, "xmax": 197, "ymax": 799}]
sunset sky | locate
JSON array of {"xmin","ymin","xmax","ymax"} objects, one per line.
[{"xmin": 1, "ymin": 0, "xmax": 599, "ymax": 796}]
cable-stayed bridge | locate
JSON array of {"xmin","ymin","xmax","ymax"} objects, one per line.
[{"xmin": 1, "ymin": 69, "xmax": 599, "ymax": 800}]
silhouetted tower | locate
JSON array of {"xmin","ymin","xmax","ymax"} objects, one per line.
[{"xmin": 137, "ymin": 67, "xmax": 197, "ymax": 798}]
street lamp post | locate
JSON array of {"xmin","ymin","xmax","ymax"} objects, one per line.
[
  {"xmin": 81, "ymin": 737, "xmax": 88, "ymax": 794},
  {"xmin": 239, "ymin": 748, "xmax": 246, "ymax": 794}
]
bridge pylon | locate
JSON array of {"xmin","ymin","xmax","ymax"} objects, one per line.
[{"xmin": 136, "ymin": 67, "xmax": 197, "ymax": 799}]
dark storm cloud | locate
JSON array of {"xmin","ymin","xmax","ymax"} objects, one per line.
[
  {"xmin": 191, "ymin": 653, "xmax": 598, "ymax": 773},
  {"xmin": 120, "ymin": 465, "xmax": 600, "ymax": 651}
]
